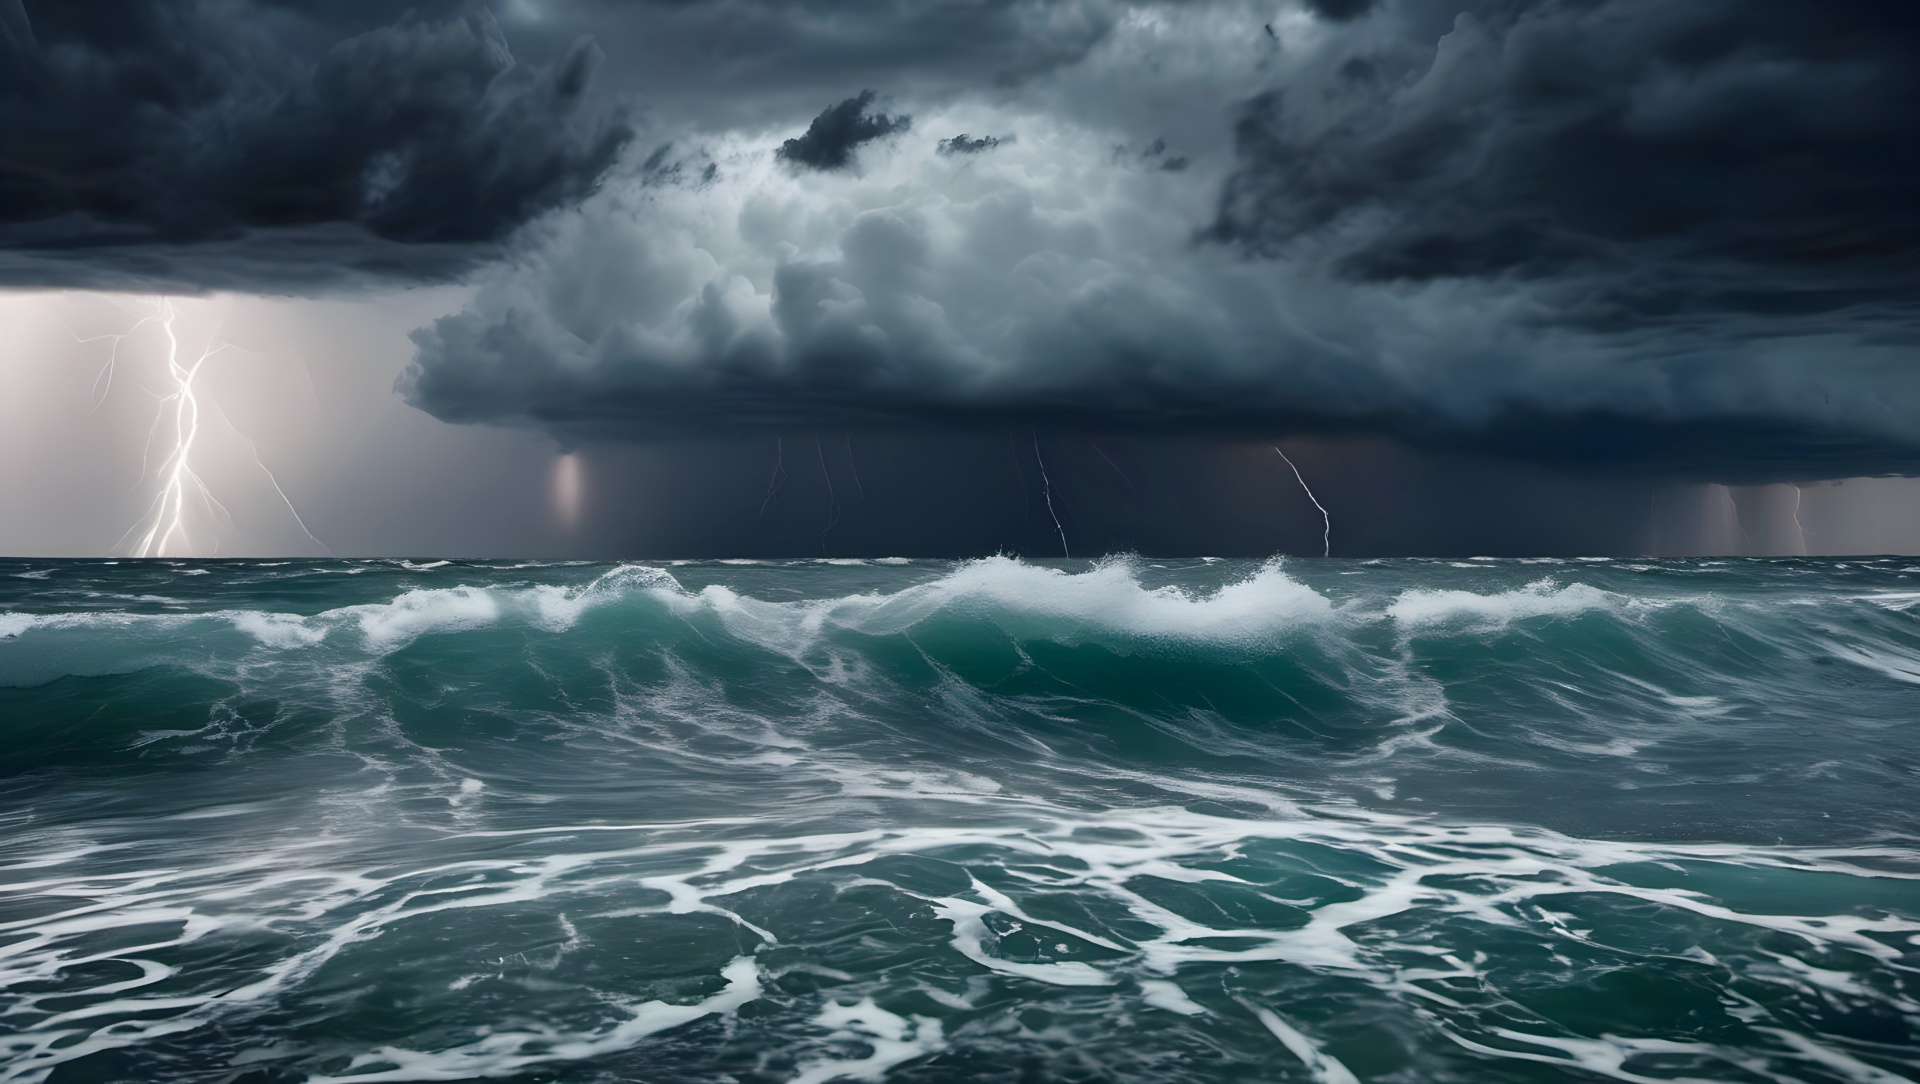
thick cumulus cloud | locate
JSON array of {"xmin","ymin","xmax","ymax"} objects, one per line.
[
  {"xmin": 402, "ymin": 0, "xmax": 1920, "ymax": 475},
  {"xmin": 0, "ymin": 0, "xmax": 628, "ymax": 289}
]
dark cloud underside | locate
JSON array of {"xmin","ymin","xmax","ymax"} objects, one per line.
[
  {"xmin": 0, "ymin": 0, "xmax": 628, "ymax": 289},
  {"xmin": 1301, "ymin": 0, "xmax": 1380, "ymax": 21},
  {"xmin": 1212, "ymin": 0, "xmax": 1920, "ymax": 325}
]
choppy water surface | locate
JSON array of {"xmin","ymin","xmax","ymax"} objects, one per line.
[{"xmin": 2, "ymin": 556, "xmax": 1918, "ymax": 1083}]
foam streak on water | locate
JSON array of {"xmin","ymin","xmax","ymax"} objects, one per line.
[{"xmin": 2, "ymin": 557, "xmax": 1918, "ymax": 1083}]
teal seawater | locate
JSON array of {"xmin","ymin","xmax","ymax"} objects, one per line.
[{"xmin": 1, "ymin": 557, "xmax": 1917, "ymax": 1083}]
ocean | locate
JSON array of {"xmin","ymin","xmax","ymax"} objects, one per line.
[{"xmin": 2, "ymin": 556, "xmax": 1917, "ymax": 1083}]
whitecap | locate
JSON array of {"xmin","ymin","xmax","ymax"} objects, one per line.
[
  {"xmin": 351, "ymin": 587, "xmax": 501, "ymax": 649},
  {"xmin": 1388, "ymin": 579, "xmax": 1614, "ymax": 631}
]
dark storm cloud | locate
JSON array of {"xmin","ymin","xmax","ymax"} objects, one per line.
[
  {"xmin": 513, "ymin": 0, "xmax": 1122, "ymax": 124},
  {"xmin": 1211, "ymin": 0, "xmax": 1920, "ymax": 323},
  {"xmin": 11, "ymin": 0, "xmax": 1920, "ymax": 479},
  {"xmin": 1300, "ymin": 0, "xmax": 1380, "ymax": 21},
  {"xmin": 0, "ymin": 0, "xmax": 628, "ymax": 289},
  {"xmin": 399, "ymin": 0, "xmax": 1920, "ymax": 478},
  {"xmin": 775, "ymin": 92, "xmax": 912, "ymax": 172}
]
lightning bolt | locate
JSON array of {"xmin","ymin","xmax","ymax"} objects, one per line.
[
  {"xmin": 60, "ymin": 300, "xmax": 160, "ymax": 412},
  {"xmin": 1789, "ymin": 483, "xmax": 1811, "ymax": 554},
  {"xmin": 128, "ymin": 300, "xmax": 229, "ymax": 557},
  {"xmin": 217, "ymin": 397, "xmax": 330, "ymax": 554},
  {"xmin": 760, "ymin": 436, "xmax": 789, "ymax": 517},
  {"xmin": 1720, "ymin": 484, "xmax": 1751, "ymax": 554},
  {"xmin": 1088, "ymin": 438, "xmax": 1135, "ymax": 492},
  {"xmin": 1032, "ymin": 430, "xmax": 1069, "ymax": 558},
  {"xmin": 843, "ymin": 435, "xmax": 865, "ymax": 502},
  {"xmin": 1274, "ymin": 446, "xmax": 1330, "ymax": 558},
  {"xmin": 77, "ymin": 296, "xmax": 327, "ymax": 558}
]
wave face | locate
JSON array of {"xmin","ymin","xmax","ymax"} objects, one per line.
[{"xmin": 3, "ymin": 556, "xmax": 1918, "ymax": 1083}]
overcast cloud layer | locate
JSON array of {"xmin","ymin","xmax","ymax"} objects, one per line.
[
  {"xmin": 7, "ymin": 0, "xmax": 1919, "ymax": 477},
  {"xmin": 0, "ymin": 0, "xmax": 627, "ymax": 289}
]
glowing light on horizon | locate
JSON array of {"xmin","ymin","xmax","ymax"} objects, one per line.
[{"xmin": 552, "ymin": 452, "xmax": 584, "ymax": 530}]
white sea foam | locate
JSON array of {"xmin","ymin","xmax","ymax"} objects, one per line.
[
  {"xmin": 1, "ymin": 802, "xmax": 1915, "ymax": 1084},
  {"xmin": 683, "ymin": 556, "xmax": 1338, "ymax": 662},
  {"xmin": 881, "ymin": 555, "xmax": 1336, "ymax": 642},
  {"xmin": 1249, "ymin": 1003, "xmax": 1360, "ymax": 1084},
  {"xmin": 1856, "ymin": 592, "xmax": 1920, "ymax": 612},
  {"xmin": 789, "ymin": 998, "xmax": 946, "ymax": 1084},
  {"xmin": 1388, "ymin": 579, "xmax": 1616, "ymax": 630},
  {"xmin": 1139, "ymin": 979, "xmax": 1207, "ymax": 1015},
  {"xmin": 351, "ymin": 587, "xmax": 502, "ymax": 649},
  {"xmin": 307, "ymin": 957, "xmax": 762, "ymax": 1082},
  {"xmin": 225, "ymin": 611, "xmax": 325, "ymax": 648},
  {"xmin": 0, "ymin": 556, "xmax": 1880, "ymax": 685},
  {"xmin": 1827, "ymin": 642, "xmax": 1920, "ymax": 685}
]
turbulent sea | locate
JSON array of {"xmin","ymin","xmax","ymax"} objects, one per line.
[{"xmin": 3, "ymin": 557, "xmax": 1919, "ymax": 1084}]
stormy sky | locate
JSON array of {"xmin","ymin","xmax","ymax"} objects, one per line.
[{"xmin": 3, "ymin": 0, "xmax": 1918, "ymax": 557}]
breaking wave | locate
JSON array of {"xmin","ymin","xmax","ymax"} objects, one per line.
[{"xmin": 2, "ymin": 557, "xmax": 1918, "ymax": 1082}]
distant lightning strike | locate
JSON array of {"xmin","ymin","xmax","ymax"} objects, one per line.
[
  {"xmin": 1720, "ymin": 484, "xmax": 1751, "ymax": 554},
  {"xmin": 1274, "ymin": 446, "xmax": 1331, "ymax": 558},
  {"xmin": 1032, "ymin": 430, "xmax": 1069, "ymax": 558},
  {"xmin": 61, "ymin": 304, "xmax": 159, "ymax": 411},
  {"xmin": 1790, "ymin": 483, "xmax": 1811, "ymax": 554},
  {"xmin": 1088, "ymin": 438, "xmax": 1135, "ymax": 492},
  {"xmin": 760, "ymin": 436, "xmax": 789, "ymax": 517},
  {"xmin": 223, "ymin": 399, "xmax": 330, "ymax": 553},
  {"xmin": 815, "ymin": 436, "xmax": 838, "ymax": 551},
  {"xmin": 843, "ymin": 435, "xmax": 865, "ymax": 502}
]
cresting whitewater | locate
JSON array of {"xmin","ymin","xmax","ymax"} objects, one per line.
[{"xmin": 1, "ymin": 557, "xmax": 1917, "ymax": 1083}]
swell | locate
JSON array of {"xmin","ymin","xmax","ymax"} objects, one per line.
[
  {"xmin": 4, "ymin": 554, "xmax": 1907, "ymax": 673},
  {"xmin": 5, "ymin": 559, "xmax": 1920, "ymax": 1082},
  {"xmin": 6, "ymin": 557, "xmax": 1920, "ymax": 845},
  {"xmin": 4, "ymin": 557, "xmax": 1917, "ymax": 720}
]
